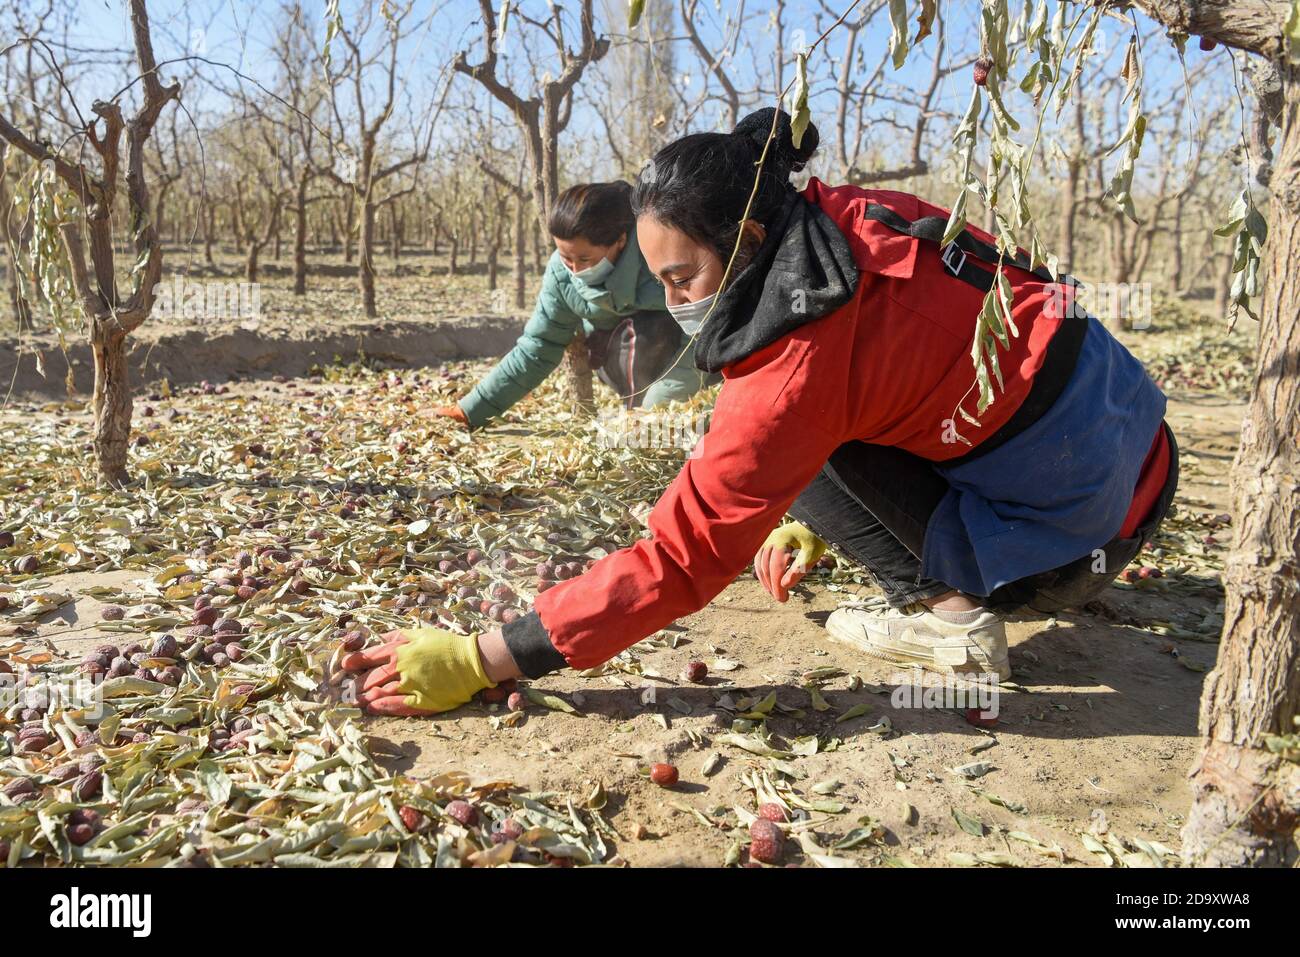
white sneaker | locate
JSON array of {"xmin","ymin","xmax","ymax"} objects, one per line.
[{"xmin": 825, "ymin": 598, "xmax": 1011, "ymax": 681}]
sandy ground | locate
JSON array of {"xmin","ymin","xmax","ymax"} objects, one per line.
[{"xmin": 8, "ymin": 384, "xmax": 1243, "ymax": 867}]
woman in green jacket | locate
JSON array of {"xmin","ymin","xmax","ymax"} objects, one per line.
[{"xmin": 433, "ymin": 181, "xmax": 715, "ymax": 427}]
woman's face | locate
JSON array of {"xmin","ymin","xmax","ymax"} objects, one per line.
[
  {"xmin": 554, "ymin": 233, "xmax": 626, "ymax": 274},
  {"xmin": 636, "ymin": 214, "xmax": 765, "ymax": 308}
]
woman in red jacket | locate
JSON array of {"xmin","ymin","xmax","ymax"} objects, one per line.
[{"xmin": 341, "ymin": 109, "xmax": 1176, "ymax": 715}]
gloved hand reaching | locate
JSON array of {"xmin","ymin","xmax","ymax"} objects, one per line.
[
  {"xmin": 340, "ymin": 627, "xmax": 493, "ymax": 715},
  {"xmin": 430, "ymin": 405, "xmax": 469, "ymax": 425},
  {"xmin": 755, "ymin": 522, "xmax": 828, "ymax": 603}
]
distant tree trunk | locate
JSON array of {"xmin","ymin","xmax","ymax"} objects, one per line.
[
  {"xmin": 449, "ymin": 234, "xmax": 459, "ymax": 275},
  {"xmin": 203, "ymin": 203, "xmax": 214, "ymax": 265},
  {"xmin": 343, "ymin": 194, "xmax": 355, "ymax": 264},
  {"xmin": 293, "ymin": 173, "xmax": 309, "ymax": 296},
  {"xmin": 487, "ymin": 198, "xmax": 503, "ymax": 291},
  {"xmin": 1059, "ymin": 162, "xmax": 1080, "ymax": 274},
  {"xmin": 1213, "ymin": 247, "xmax": 1234, "ymax": 318},
  {"xmin": 246, "ymin": 240, "xmax": 260, "ymax": 284},
  {"xmin": 1169, "ymin": 198, "xmax": 1186, "ymax": 292},
  {"xmin": 514, "ymin": 191, "xmax": 526, "ymax": 309},
  {"xmin": 153, "ymin": 188, "xmax": 168, "ymax": 249},
  {"xmin": 389, "ymin": 203, "xmax": 401, "ymax": 264}
]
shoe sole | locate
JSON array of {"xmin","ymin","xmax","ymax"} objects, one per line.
[{"xmin": 826, "ymin": 613, "xmax": 1011, "ymax": 681}]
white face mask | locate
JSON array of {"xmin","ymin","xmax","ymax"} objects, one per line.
[
  {"xmin": 569, "ymin": 256, "xmax": 615, "ymax": 286},
  {"xmin": 666, "ymin": 289, "xmax": 718, "ymax": 336}
]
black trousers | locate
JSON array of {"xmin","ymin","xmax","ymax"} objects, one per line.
[{"xmin": 787, "ymin": 423, "xmax": 1180, "ymax": 613}]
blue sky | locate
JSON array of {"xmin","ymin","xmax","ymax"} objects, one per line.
[{"xmin": 18, "ymin": 1, "xmax": 1240, "ymax": 191}]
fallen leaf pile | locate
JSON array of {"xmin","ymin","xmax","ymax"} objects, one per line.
[{"xmin": 0, "ymin": 360, "xmax": 702, "ymax": 867}]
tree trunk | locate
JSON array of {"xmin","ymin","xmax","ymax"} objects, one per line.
[
  {"xmin": 293, "ymin": 177, "xmax": 309, "ymax": 296},
  {"xmin": 90, "ymin": 324, "xmax": 133, "ymax": 487},
  {"xmin": 449, "ymin": 235, "xmax": 459, "ymax": 276},
  {"xmin": 246, "ymin": 238, "xmax": 259, "ymax": 283},
  {"xmin": 1180, "ymin": 59, "xmax": 1300, "ymax": 868},
  {"xmin": 360, "ymin": 196, "xmax": 377, "ymax": 318}
]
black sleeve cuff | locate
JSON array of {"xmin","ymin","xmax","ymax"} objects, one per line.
[{"xmin": 502, "ymin": 611, "xmax": 568, "ymax": 679}]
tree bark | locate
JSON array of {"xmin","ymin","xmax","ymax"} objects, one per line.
[
  {"xmin": 1179, "ymin": 57, "xmax": 1300, "ymax": 868},
  {"xmin": 562, "ymin": 337, "xmax": 595, "ymax": 414},
  {"xmin": 90, "ymin": 325, "xmax": 132, "ymax": 487},
  {"xmin": 360, "ymin": 196, "xmax": 377, "ymax": 317}
]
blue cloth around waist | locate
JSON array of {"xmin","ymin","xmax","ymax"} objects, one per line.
[{"xmin": 920, "ymin": 317, "xmax": 1167, "ymax": 597}]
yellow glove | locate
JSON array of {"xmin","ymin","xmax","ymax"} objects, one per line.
[
  {"xmin": 342, "ymin": 627, "xmax": 493, "ymax": 715},
  {"xmin": 763, "ymin": 522, "xmax": 827, "ymax": 568},
  {"xmin": 755, "ymin": 522, "xmax": 828, "ymax": 603}
]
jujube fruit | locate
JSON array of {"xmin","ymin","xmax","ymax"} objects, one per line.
[
  {"xmin": 748, "ymin": 819, "xmax": 784, "ymax": 864},
  {"xmin": 399, "ymin": 805, "xmax": 427, "ymax": 832},
  {"xmin": 445, "ymin": 800, "xmax": 477, "ymax": 826},
  {"xmin": 650, "ymin": 763, "xmax": 679, "ymax": 787},
  {"xmin": 150, "ymin": 634, "xmax": 178, "ymax": 659}
]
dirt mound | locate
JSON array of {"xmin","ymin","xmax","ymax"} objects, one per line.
[{"xmin": 1, "ymin": 315, "xmax": 522, "ymax": 398}]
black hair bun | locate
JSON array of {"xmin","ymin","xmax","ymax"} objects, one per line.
[{"xmin": 733, "ymin": 107, "xmax": 819, "ymax": 173}]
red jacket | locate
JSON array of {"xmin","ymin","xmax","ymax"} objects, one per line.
[{"xmin": 513, "ymin": 180, "xmax": 1077, "ymax": 671}]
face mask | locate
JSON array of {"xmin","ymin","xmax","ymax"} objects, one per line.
[
  {"xmin": 666, "ymin": 290, "xmax": 717, "ymax": 336},
  {"xmin": 569, "ymin": 256, "xmax": 615, "ymax": 286}
]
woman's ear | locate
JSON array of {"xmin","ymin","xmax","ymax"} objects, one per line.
[
  {"xmin": 609, "ymin": 232, "xmax": 629, "ymax": 261},
  {"xmin": 738, "ymin": 219, "xmax": 767, "ymax": 257},
  {"xmin": 731, "ymin": 219, "xmax": 767, "ymax": 268}
]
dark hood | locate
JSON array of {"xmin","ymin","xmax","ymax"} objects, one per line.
[{"xmin": 694, "ymin": 190, "xmax": 860, "ymax": 373}]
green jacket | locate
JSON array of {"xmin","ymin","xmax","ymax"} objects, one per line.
[{"xmin": 459, "ymin": 229, "xmax": 668, "ymax": 427}]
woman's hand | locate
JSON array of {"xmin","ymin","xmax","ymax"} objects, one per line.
[
  {"xmin": 755, "ymin": 522, "xmax": 828, "ymax": 603},
  {"xmin": 430, "ymin": 405, "xmax": 469, "ymax": 425},
  {"xmin": 340, "ymin": 627, "xmax": 493, "ymax": 715}
]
